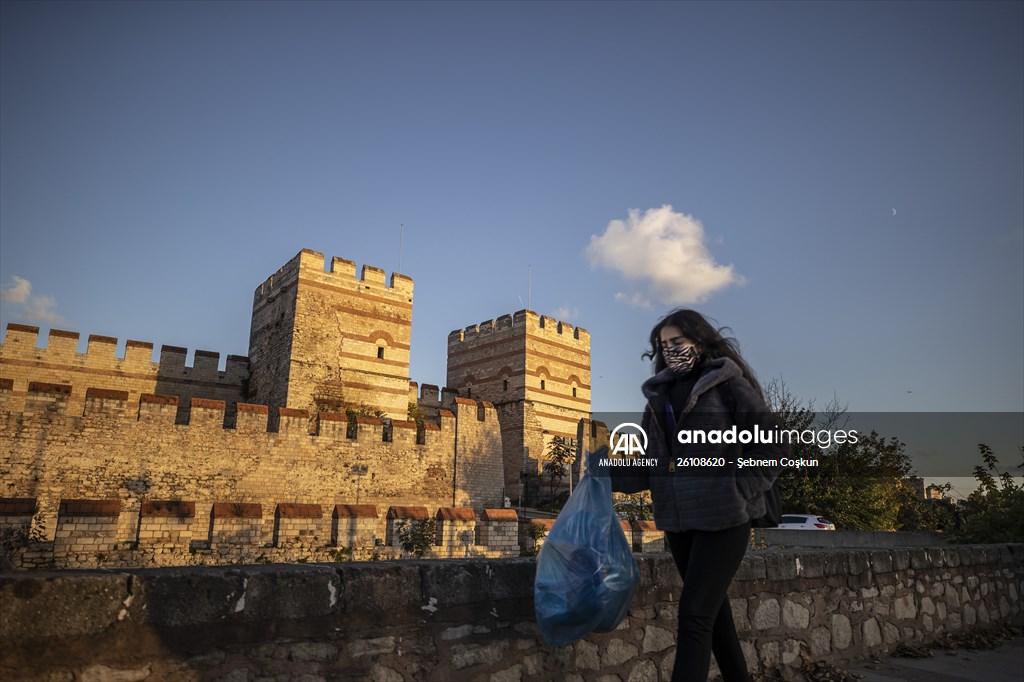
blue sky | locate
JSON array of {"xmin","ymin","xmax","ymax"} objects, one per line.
[{"xmin": 2, "ymin": 1, "xmax": 1022, "ymax": 426}]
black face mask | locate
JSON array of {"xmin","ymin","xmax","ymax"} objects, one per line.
[{"xmin": 662, "ymin": 344, "xmax": 701, "ymax": 374}]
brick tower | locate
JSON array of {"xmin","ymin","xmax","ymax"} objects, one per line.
[
  {"xmin": 248, "ymin": 249, "xmax": 414, "ymax": 423},
  {"xmin": 446, "ymin": 310, "xmax": 591, "ymax": 500}
]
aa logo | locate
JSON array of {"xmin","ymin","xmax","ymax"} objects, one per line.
[{"xmin": 610, "ymin": 422, "xmax": 648, "ymax": 457}]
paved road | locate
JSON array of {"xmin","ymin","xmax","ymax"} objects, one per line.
[{"xmin": 847, "ymin": 638, "xmax": 1023, "ymax": 681}]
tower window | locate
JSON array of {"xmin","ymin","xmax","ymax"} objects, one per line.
[
  {"xmin": 377, "ymin": 347, "xmax": 384, "ymax": 359},
  {"xmin": 540, "ymin": 380, "xmax": 546, "ymax": 391},
  {"xmin": 467, "ymin": 387, "xmax": 472, "ymax": 398},
  {"xmin": 572, "ymin": 387, "xmax": 577, "ymax": 397},
  {"xmin": 503, "ymin": 379, "xmax": 508, "ymax": 392}
]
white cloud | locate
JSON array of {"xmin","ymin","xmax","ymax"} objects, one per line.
[
  {"xmin": 0, "ymin": 276, "xmax": 65, "ymax": 324},
  {"xmin": 553, "ymin": 306, "xmax": 581, "ymax": 321},
  {"xmin": 586, "ymin": 205, "xmax": 744, "ymax": 307},
  {"xmin": 0, "ymin": 276, "xmax": 31, "ymax": 304},
  {"xmin": 614, "ymin": 292, "xmax": 653, "ymax": 309}
]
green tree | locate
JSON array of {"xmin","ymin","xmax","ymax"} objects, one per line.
[
  {"xmin": 543, "ymin": 436, "xmax": 575, "ymax": 499},
  {"xmin": 950, "ymin": 445, "xmax": 1024, "ymax": 544},
  {"xmin": 407, "ymin": 401, "xmax": 426, "ymax": 427},
  {"xmin": 765, "ymin": 380, "xmax": 918, "ymax": 530},
  {"xmin": 895, "ymin": 481, "xmax": 956, "ymax": 533},
  {"xmin": 398, "ymin": 518, "xmax": 437, "ymax": 557}
]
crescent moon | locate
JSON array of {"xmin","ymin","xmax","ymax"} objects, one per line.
[{"xmin": 892, "ymin": 208, "xmax": 896, "ymax": 216}]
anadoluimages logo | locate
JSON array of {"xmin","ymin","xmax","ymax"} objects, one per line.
[{"xmin": 610, "ymin": 422, "xmax": 648, "ymax": 457}]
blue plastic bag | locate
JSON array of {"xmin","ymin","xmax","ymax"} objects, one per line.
[{"xmin": 534, "ymin": 448, "xmax": 639, "ymax": 647}]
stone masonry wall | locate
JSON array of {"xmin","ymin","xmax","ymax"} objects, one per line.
[
  {"xmin": 1, "ymin": 545, "xmax": 1020, "ymax": 682},
  {"xmin": 249, "ymin": 249, "xmax": 415, "ymax": 423},
  {"xmin": 0, "ymin": 324, "xmax": 249, "ymax": 424},
  {"xmin": 447, "ymin": 310, "xmax": 591, "ymax": 496},
  {"xmin": 0, "ymin": 386, "xmax": 505, "ymax": 561}
]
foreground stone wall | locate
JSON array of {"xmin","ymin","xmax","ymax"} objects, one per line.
[{"xmin": 2, "ymin": 545, "xmax": 1020, "ymax": 681}]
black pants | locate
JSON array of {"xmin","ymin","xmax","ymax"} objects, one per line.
[{"xmin": 665, "ymin": 522, "xmax": 752, "ymax": 682}]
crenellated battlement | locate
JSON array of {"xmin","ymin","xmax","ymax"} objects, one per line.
[
  {"xmin": 447, "ymin": 309, "xmax": 589, "ymax": 345},
  {"xmin": 1, "ymin": 377, "xmax": 509, "ymax": 560},
  {"xmin": 248, "ymin": 249, "xmax": 415, "ymax": 422},
  {"xmin": 251, "ymin": 249, "xmax": 414, "ymax": 310},
  {"xmin": 0, "ymin": 247, "xmax": 586, "ymax": 570},
  {"xmin": 0, "ymin": 323, "xmax": 250, "ymax": 425},
  {"xmin": 1, "ymin": 379, "xmax": 500, "ymax": 444},
  {"xmin": 0, "ymin": 323, "xmax": 249, "ymax": 378}
]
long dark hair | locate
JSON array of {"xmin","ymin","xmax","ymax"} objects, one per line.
[{"xmin": 642, "ymin": 309, "xmax": 765, "ymax": 400}]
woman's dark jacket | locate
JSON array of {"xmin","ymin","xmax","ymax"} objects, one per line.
[{"xmin": 612, "ymin": 357, "xmax": 788, "ymax": 533}]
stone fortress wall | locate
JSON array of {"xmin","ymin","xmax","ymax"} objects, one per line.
[
  {"xmin": 0, "ymin": 376, "xmax": 509, "ymax": 567},
  {"xmin": 0, "ymin": 324, "xmax": 248, "ymax": 424},
  {"xmin": 249, "ymin": 249, "xmax": 415, "ymax": 424},
  {"xmin": 1, "ymin": 248, "xmax": 573, "ymax": 568},
  {"xmin": 447, "ymin": 310, "xmax": 591, "ymax": 494}
]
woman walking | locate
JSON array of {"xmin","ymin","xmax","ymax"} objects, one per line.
[{"xmin": 613, "ymin": 309, "xmax": 787, "ymax": 682}]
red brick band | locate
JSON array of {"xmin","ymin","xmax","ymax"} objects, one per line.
[
  {"xmin": 140, "ymin": 394, "xmax": 179, "ymax": 405},
  {"xmin": 276, "ymin": 503, "xmax": 323, "ymax": 519},
  {"xmin": 88, "ymin": 335, "xmax": 117, "ymax": 344},
  {"xmin": 387, "ymin": 506, "xmax": 428, "ymax": 520},
  {"xmin": 436, "ymin": 507, "xmax": 475, "ymax": 521},
  {"xmin": 191, "ymin": 398, "xmax": 226, "ymax": 410},
  {"xmin": 0, "ymin": 498, "xmax": 37, "ymax": 515},
  {"xmin": 27, "ymin": 382, "xmax": 71, "ymax": 395},
  {"xmin": 141, "ymin": 500, "xmax": 196, "ymax": 518},
  {"xmin": 481, "ymin": 509, "xmax": 518, "ymax": 521},
  {"xmin": 333, "ymin": 504, "xmax": 378, "ymax": 518},
  {"xmin": 212, "ymin": 503, "xmax": 262, "ymax": 519},
  {"xmin": 60, "ymin": 499, "xmax": 121, "ymax": 517},
  {"xmin": 86, "ymin": 388, "xmax": 129, "ymax": 401}
]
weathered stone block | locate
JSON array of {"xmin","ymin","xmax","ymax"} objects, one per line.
[
  {"xmin": 782, "ymin": 600, "xmax": 809, "ymax": 629},
  {"xmin": 832, "ymin": 614, "xmax": 852, "ymax": 649},
  {"xmin": 450, "ymin": 643, "xmax": 509, "ymax": 667},
  {"xmin": 574, "ymin": 640, "xmax": 600, "ymax": 670},
  {"xmin": 489, "ymin": 663, "xmax": 522, "ymax": 682},
  {"xmin": 893, "ymin": 594, "xmax": 917, "ymax": 620},
  {"xmin": 753, "ymin": 598, "xmax": 780, "ymax": 630},
  {"xmin": 642, "ymin": 625, "xmax": 675, "ymax": 653},
  {"xmin": 810, "ymin": 625, "xmax": 831, "ymax": 657},
  {"xmin": 627, "ymin": 658, "xmax": 658, "ymax": 682},
  {"xmin": 601, "ymin": 638, "xmax": 638, "ymax": 667},
  {"xmin": 764, "ymin": 553, "xmax": 798, "ymax": 581},
  {"xmin": 862, "ymin": 618, "xmax": 882, "ymax": 648},
  {"xmin": 735, "ymin": 555, "xmax": 766, "ymax": 581}
]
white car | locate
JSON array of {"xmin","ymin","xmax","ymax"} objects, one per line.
[{"xmin": 777, "ymin": 514, "xmax": 836, "ymax": 530}]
